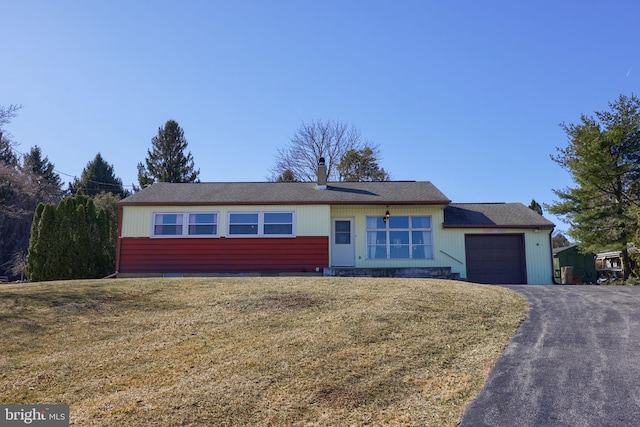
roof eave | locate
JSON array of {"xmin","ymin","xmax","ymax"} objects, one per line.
[
  {"xmin": 442, "ymin": 224, "xmax": 555, "ymax": 230},
  {"xmin": 119, "ymin": 200, "xmax": 452, "ymax": 207}
]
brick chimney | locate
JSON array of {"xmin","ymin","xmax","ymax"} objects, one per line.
[{"xmin": 317, "ymin": 157, "xmax": 327, "ymax": 189}]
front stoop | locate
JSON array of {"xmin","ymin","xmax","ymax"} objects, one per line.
[{"xmin": 323, "ymin": 267, "xmax": 458, "ymax": 279}]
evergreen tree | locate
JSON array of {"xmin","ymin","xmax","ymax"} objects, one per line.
[
  {"xmin": 96, "ymin": 208, "xmax": 115, "ymax": 277},
  {"xmin": 70, "ymin": 153, "xmax": 127, "ymax": 197},
  {"xmin": 21, "ymin": 145, "xmax": 63, "ymax": 199},
  {"xmin": 0, "ymin": 108, "xmax": 64, "ymax": 280},
  {"xmin": 528, "ymin": 199, "xmax": 543, "ymax": 216},
  {"xmin": 0, "ymin": 104, "xmax": 21, "ymax": 165},
  {"xmin": 547, "ymin": 94, "xmax": 640, "ymax": 279},
  {"xmin": 275, "ymin": 169, "xmax": 298, "ymax": 182},
  {"xmin": 93, "ymin": 191, "xmax": 120, "ymax": 272},
  {"xmin": 552, "ymin": 232, "xmax": 571, "ymax": 248},
  {"xmin": 25, "ymin": 204, "xmax": 44, "ymax": 281},
  {"xmin": 25, "ymin": 203, "xmax": 56, "ymax": 281},
  {"xmin": 0, "ymin": 134, "xmax": 17, "ymax": 165},
  {"xmin": 74, "ymin": 201, "xmax": 92, "ymax": 278},
  {"xmin": 336, "ymin": 147, "xmax": 390, "ymax": 182},
  {"xmin": 25, "ymin": 195, "xmax": 116, "ymax": 281},
  {"xmin": 56, "ymin": 197, "xmax": 77, "ymax": 278},
  {"xmin": 138, "ymin": 120, "xmax": 200, "ymax": 187},
  {"xmin": 136, "ymin": 162, "xmax": 154, "ymax": 189}
]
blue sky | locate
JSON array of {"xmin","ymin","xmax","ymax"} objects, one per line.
[{"xmin": 2, "ymin": 1, "xmax": 639, "ymax": 232}]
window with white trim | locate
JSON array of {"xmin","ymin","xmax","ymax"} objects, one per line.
[
  {"xmin": 366, "ymin": 215, "xmax": 433, "ymax": 259},
  {"xmin": 188, "ymin": 213, "xmax": 218, "ymax": 235},
  {"xmin": 154, "ymin": 213, "xmax": 184, "ymax": 236},
  {"xmin": 264, "ymin": 212, "xmax": 293, "ymax": 235},
  {"xmin": 153, "ymin": 212, "xmax": 218, "ymax": 237},
  {"xmin": 229, "ymin": 213, "xmax": 259, "ymax": 235},
  {"xmin": 228, "ymin": 211, "xmax": 294, "ymax": 237}
]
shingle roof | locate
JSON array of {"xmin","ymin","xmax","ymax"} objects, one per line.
[
  {"xmin": 553, "ymin": 245, "xmax": 576, "ymax": 255},
  {"xmin": 119, "ymin": 181, "xmax": 452, "ymax": 206},
  {"xmin": 443, "ymin": 203, "xmax": 555, "ymax": 229}
]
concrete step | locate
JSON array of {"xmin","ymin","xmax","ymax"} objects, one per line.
[{"xmin": 324, "ymin": 267, "xmax": 456, "ymax": 279}]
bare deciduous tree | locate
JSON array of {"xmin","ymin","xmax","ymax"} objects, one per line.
[
  {"xmin": 0, "ymin": 104, "xmax": 22, "ymax": 164},
  {"xmin": 271, "ymin": 119, "xmax": 371, "ymax": 182},
  {"xmin": 0, "ymin": 105, "xmax": 63, "ymax": 280}
]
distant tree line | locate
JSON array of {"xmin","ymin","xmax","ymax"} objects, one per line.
[
  {"xmin": 19, "ymin": 118, "xmax": 200, "ymax": 281},
  {"xmin": 0, "ymin": 105, "xmax": 127, "ymax": 281},
  {"xmin": 1, "ymin": 106, "xmax": 64, "ymax": 280}
]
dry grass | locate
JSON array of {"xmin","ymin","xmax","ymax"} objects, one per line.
[{"xmin": 0, "ymin": 277, "xmax": 527, "ymax": 426}]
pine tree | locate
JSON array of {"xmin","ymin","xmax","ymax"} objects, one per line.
[
  {"xmin": 528, "ymin": 199, "xmax": 543, "ymax": 216},
  {"xmin": 21, "ymin": 145, "xmax": 63, "ymax": 200},
  {"xmin": 138, "ymin": 120, "xmax": 200, "ymax": 187},
  {"xmin": 70, "ymin": 153, "xmax": 126, "ymax": 197},
  {"xmin": 275, "ymin": 169, "xmax": 297, "ymax": 182},
  {"xmin": 336, "ymin": 147, "xmax": 390, "ymax": 182},
  {"xmin": 548, "ymin": 94, "xmax": 640, "ymax": 279}
]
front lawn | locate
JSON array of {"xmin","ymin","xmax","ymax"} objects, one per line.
[{"xmin": 0, "ymin": 277, "xmax": 527, "ymax": 426}]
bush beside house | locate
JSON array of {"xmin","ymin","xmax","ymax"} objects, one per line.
[{"xmin": 25, "ymin": 195, "xmax": 115, "ymax": 281}]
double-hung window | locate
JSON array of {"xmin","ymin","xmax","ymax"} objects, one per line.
[
  {"xmin": 366, "ymin": 215, "xmax": 433, "ymax": 259},
  {"xmin": 153, "ymin": 212, "xmax": 218, "ymax": 237},
  {"xmin": 228, "ymin": 212, "xmax": 294, "ymax": 237},
  {"xmin": 154, "ymin": 213, "xmax": 184, "ymax": 236},
  {"xmin": 264, "ymin": 212, "xmax": 293, "ymax": 235},
  {"xmin": 188, "ymin": 213, "xmax": 218, "ymax": 235},
  {"xmin": 228, "ymin": 213, "xmax": 259, "ymax": 235}
]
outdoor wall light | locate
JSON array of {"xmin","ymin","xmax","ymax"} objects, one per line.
[{"xmin": 383, "ymin": 210, "xmax": 391, "ymax": 223}]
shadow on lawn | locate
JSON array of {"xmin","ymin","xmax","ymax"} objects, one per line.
[{"xmin": 0, "ymin": 285, "xmax": 181, "ymax": 334}]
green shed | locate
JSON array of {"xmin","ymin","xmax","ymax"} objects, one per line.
[{"xmin": 553, "ymin": 245, "xmax": 597, "ymax": 284}]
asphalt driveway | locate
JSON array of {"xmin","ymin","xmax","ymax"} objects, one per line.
[{"xmin": 459, "ymin": 285, "xmax": 640, "ymax": 427}]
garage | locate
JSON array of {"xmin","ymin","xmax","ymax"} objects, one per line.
[{"xmin": 465, "ymin": 234, "xmax": 527, "ymax": 284}]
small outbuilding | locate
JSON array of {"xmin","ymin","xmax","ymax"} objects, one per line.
[{"xmin": 553, "ymin": 245, "xmax": 597, "ymax": 284}]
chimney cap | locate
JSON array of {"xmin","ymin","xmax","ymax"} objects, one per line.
[{"xmin": 318, "ymin": 157, "xmax": 326, "ymax": 166}]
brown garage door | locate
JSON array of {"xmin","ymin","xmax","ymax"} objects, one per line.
[{"xmin": 465, "ymin": 234, "xmax": 527, "ymax": 284}]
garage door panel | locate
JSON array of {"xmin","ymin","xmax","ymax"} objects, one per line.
[{"xmin": 465, "ymin": 234, "xmax": 526, "ymax": 284}]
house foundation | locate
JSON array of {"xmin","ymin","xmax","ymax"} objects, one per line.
[{"xmin": 323, "ymin": 267, "xmax": 458, "ymax": 279}]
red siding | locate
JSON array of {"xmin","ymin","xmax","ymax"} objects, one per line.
[{"xmin": 118, "ymin": 237, "xmax": 329, "ymax": 274}]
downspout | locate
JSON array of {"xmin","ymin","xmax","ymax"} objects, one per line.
[
  {"xmin": 115, "ymin": 204, "xmax": 123, "ymax": 277},
  {"xmin": 549, "ymin": 228, "xmax": 560, "ymax": 284}
]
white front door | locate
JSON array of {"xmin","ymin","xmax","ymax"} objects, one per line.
[{"xmin": 331, "ymin": 218, "xmax": 355, "ymax": 267}]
